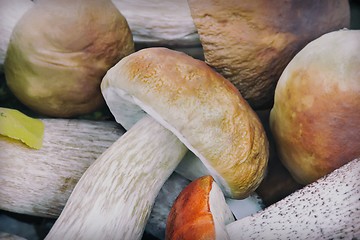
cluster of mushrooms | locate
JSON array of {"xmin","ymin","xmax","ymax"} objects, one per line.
[{"xmin": 0, "ymin": 0, "xmax": 359, "ymax": 239}]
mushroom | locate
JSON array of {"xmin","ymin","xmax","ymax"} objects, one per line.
[
  {"xmin": 187, "ymin": 0, "xmax": 350, "ymax": 108},
  {"xmin": 166, "ymin": 175, "xmax": 235, "ymax": 240},
  {"xmin": 0, "ymin": 0, "xmax": 33, "ymax": 71},
  {"xmin": 270, "ymin": 29, "xmax": 360, "ymax": 185},
  {"xmin": 4, "ymin": 0, "xmax": 134, "ymax": 117},
  {"xmin": 45, "ymin": 47, "xmax": 268, "ymax": 239}
]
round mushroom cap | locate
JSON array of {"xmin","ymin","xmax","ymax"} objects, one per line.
[
  {"xmin": 188, "ymin": 0, "xmax": 350, "ymax": 109},
  {"xmin": 101, "ymin": 47, "xmax": 269, "ymax": 199},
  {"xmin": 270, "ymin": 29, "xmax": 360, "ymax": 184},
  {"xmin": 4, "ymin": 0, "xmax": 134, "ymax": 117}
]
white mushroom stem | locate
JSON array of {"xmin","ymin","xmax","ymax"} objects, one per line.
[
  {"xmin": 45, "ymin": 115, "xmax": 187, "ymax": 240},
  {"xmin": 0, "ymin": 0, "xmax": 33, "ymax": 70},
  {"xmin": 226, "ymin": 158, "xmax": 360, "ymax": 239},
  {"xmin": 0, "ymin": 119, "xmax": 124, "ymax": 217},
  {"xmin": 111, "ymin": 0, "xmax": 198, "ymax": 43}
]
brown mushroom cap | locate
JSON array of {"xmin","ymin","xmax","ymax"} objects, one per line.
[
  {"xmin": 102, "ymin": 47, "xmax": 269, "ymax": 199},
  {"xmin": 188, "ymin": 0, "xmax": 350, "ymax": 109},
  {"xmin": 270, "ymin": 29, "xmax": 360, "ymax": 184},
  {"xmin": 4, "ymin": 0, "xmax": 134, "ymax": 117}
]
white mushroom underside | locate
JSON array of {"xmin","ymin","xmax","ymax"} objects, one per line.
[{"xmin": 45, "ymin": 116, "xmax": 187, "ymax": 240}]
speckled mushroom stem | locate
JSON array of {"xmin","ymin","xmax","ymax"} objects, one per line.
[
  {"xmin": 45, "ymin": 115, "xmax": 187, "ymax": 240},
  {"xmin": 225, "ymin": 158, "xmax": 360, "ymax": 239}
]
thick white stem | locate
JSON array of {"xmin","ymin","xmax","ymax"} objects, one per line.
[
  {"xmin": 226, "ymin": 158, "xmax": 360, "ymax": 239},
  {"xmin": 45, "ymin": 115, "xmax": 187, "ymax": 240},
  {"xmin": 0, "ymin": 119, "xmax": 123, "ymax": 217}
]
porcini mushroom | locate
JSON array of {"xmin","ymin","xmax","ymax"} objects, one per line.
[
  {"xmin": 166, "ymin": 175, "xmax": 235, "ymax": 240},
  {"xmin": 45, "ymin": 48, "xmax": 268, "ymax": 239},
  {"xmin": 4, "ymin": 0, "xmax": 134, "ymax": 117},
  {"xmin": 187, "ymin": 0, "xmax": 350, "ymax": 108},
  {"xmin": 270, "ymin": 29, "xmax": 360, "ymax": 185},
  {"xmin": 0, "ymin": 0, "xmax": 33, "ymax": 71}
]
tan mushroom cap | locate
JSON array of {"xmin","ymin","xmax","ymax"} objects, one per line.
[
  {"xmin": 101, "ymin": 47, "xmax": 269, "ymax": 199},
  {"xmin": 5, "ymin": 0, "xmax": 134, "ymax": 117},
  {"xmin": 188, "ymin": 0, "xmax": 350, "ymax": 109},
  {"xmin": 270, "ymin": 30, "xmax": 360, "ymax": 184}
]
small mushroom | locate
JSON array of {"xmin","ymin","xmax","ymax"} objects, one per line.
[
  {"xmin": 166, "ymin": 175, "xmax": 234, "ymax": 240},
  {"xmin": 45, "ymin": 48, "xmax": 268, "ymax": 239}
]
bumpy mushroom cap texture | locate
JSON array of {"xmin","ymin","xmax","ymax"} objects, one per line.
[
  {"xmin": 4, "ymin": 0, "xmax": 134, "ymax": 117},
  {"xmin": 102, "ymin": 47, "xmax": 269, "ymax": 199},
  {"xmin": 270, "ymin": 29, "xmax": 360, "ymax": 185},
  {"xmin": 187, "ymin": 0, "xmax": 350, "ymax": 109}
]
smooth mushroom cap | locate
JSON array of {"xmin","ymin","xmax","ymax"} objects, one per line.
[
  {"xmin": 166, "ymin": 175, "xmax": 234, "ymax": 240},
  {"xmin": 270, "ymin": 29, "xmax": 360, "ymax": 184},
  {"xmin": 188, "ymin": 0, "xmax": 350, "ymax": 109},
  {"xmin": 0, "ymin": 0, "xmax": 33, "ymax": 71},
  {"xmin": 101, "ymin": 47, "xmax": 269, "ymax": 199},
  {"xmin": 4, "ymin": 0, "xmax": 134, "ymax": 117}
]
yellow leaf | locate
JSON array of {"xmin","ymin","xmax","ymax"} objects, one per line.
[{"xmin": 0, "ymin": 107, "xmax": 44, "ymax": 149}]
